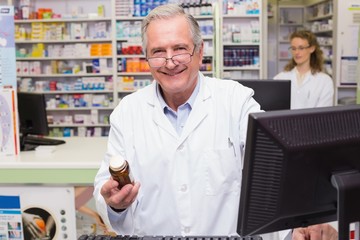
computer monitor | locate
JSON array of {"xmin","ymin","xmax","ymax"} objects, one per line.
[
  {"xmin": 17, "ymin": 92, "xmax": 65, "ymax": 151},
  {"xmin": 17, "ymin": 92, "xmax": 49, "ymax": 137},
  {"xmin": 235, "ymin": 79, "xmax": 291, "ymax": 111},
  {"xmin": 237, "ymin": 105, "xmax": 360, "ymax": 240}
]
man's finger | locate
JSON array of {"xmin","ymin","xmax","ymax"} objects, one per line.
[{"xmin": 100, "ymin": 179, "xmax": 119, "ymax": 198}]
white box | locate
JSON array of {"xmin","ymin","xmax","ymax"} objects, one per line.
[
  {"xmin": 21, "ymin": 61, "xmax": 29, "ymax": 75},
  {"xmin": 0, "ymin": 88, "xmax": 20, "ymax": 156},
  {"xmin": 91, "ymin": 109, "xmax": 98, "ymax": 124},
  {"xmin": 78, "ymin": 127, "xmax": 86, "ymax": 137}
]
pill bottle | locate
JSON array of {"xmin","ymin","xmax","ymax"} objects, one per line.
[{"xmin": 109, "ymin": 155, "xmax": 134, "ymax": 190}]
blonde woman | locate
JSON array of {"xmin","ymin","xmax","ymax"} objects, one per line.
[{"xmin": 274, "ymin": 30, "xmax": 334, "ymax": 109}]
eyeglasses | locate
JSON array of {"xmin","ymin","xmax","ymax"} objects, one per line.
[
  {"xmin": 288, "ymin": 46, "xmax": 311, "ymax": 52},
  {"xmin": 146, "ymin": 46, "xmax": 196, "ymax": 68}
]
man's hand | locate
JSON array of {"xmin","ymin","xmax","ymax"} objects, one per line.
[
  {"xmin": 292, "ymin": 224, "xmax": 338, "ymax": 240},
  {"xmin": 100, "ymin": 178, "xmax": 140, "ymax": 211}
]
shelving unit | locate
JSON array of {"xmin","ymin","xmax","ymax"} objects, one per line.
[
  {"xmin": 14, "ymin": 0, "xmax": 115, "ymax": 137},
  {"xmin": 12, "ymin": 0, "xmax": 267, "ymax": 137},
  {"xmin": 332, "ymin": 0, "xmax": 359, "ymax": 105},
  {"xmin": 113, "ymin": 13, "xmax": 152, "ymax": 104},
  {"xmin": 304, "ymin": 0, "xmax": 333, "ymax": 76},
  {"xmin": 276, "ymin": 5, "xmax": 304, "ymax": 73},
  {"xmin": 303, "ymin": 0, "xmax": 357, "ymax": 106},
  {"xmin": 219, "ymin": 0, "xmax": 266, "ymax": 80}
]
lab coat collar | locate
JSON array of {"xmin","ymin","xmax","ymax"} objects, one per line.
[
  {"xmin": 292, "ymin": 67, "xmax": 312, "ymax": 86},
  {"xmin": 146, "ymin": 72, "xmax": 211, "ymax": 142}
]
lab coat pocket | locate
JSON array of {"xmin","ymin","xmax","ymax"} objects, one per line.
[{"xmin": 203, "ymin": 147, "xmax": 240, "ymax": 196}]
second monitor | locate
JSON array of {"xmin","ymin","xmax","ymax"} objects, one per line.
[
  {"xmin": 235, "ymin": 79, "xmax": 291, "ymax": 111},
  {"xmin": 17, "ymin": 92, "xmax": 65, "ymax": 151}
]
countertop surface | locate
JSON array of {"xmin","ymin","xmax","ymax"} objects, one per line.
[{"xmin": 0, "ymin": 137, "xmax": 108, "ymax": 185}]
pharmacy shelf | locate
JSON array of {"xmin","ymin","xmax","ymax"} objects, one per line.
[
  {"xmin": 117, "ymin": 72, "xmax": 151, "ymax": 76},
  {"xmin": 219, "ymin": 0, "xmax": 266, "ymax": 80},
  {"xmin": 312, "ymin": 29, "xmax": 332, "ymax": 35},
  {"xmin": 276, "ymin": 5, "xmax": 304, "ymax": 74},
  {"xmin": 47, "ymin": 107, "xmax": 114, "ymax": 111},
  {"xmin": 223, "ymin": 66, "xmax": 260, "ymax": 71},
  {"xmin": 16, "ymin": 56, "xmax": 112, "ymax": 60},
  {"xmin": 49, "ymin": 123, "xmax": 110, "ymax": 127},
  {"xmin": 222, "ymin": 15, "xmax": 260, "ymax": 19},
  {"xmin": 33, "ymin": 90, "xmax": 114, "ymax": 94},
  {"xmin": 116, "ymin": 54, "xmax": 144, "ymax": 58},
  {"xmin": 223, "ymin": 43, "xmax": 260, "ymax": 46},
  {"xmin": 15, "ymin": 17, "xmax": 112, "ymax": 23},
  {"xmin": 114, "ymin": 15, "xmax": 214, "ymax": 20},
  {"xmin": 337, "ymin": 85, "xmax": 357, "ymax": 89},
  {"xmin": 17, "ymin": 73, "xmax": 113, "ymax": 77},
  {"xmin": 13, "ymin": 0, "xmax": 116, "ymax": 137},
  {"xmin": 15, "ymin": 39, "xmax": 112, "ymax": 43},
  {"xmin": 306, "ymin": 0, "xmax": 330, "ymax": 7},
  {"xmin": 14, "ymin": 0, "xmax": 263, "ymax": 137},
  {"xmin": 304, "ymin": 0, "xmax": 336, "ymax": 103},
  {"xmin": 306, "ymin": 13, "xmax": 333, "ymax": 22}
]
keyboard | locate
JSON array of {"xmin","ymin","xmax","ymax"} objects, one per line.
[
  {"xmin": 78, "ymin": 236, "xmax": 262, "ymax": 240},
  {"xmin": 24, "ymin": 135, "xmax": 66, "ymax": 146}
]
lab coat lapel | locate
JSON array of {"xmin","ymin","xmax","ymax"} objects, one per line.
[
  {"xmin": 147, "ymin": 75, "xmax": 211, "ymax": 141},
  {"xmin": 179, "ymin": 77, "xmax": 211, "ymax": 143},
  {"xmin": 152, "ymin": 106, "xmax": 178, "ymax": 138},
  {"xmin": 147, "ymin": 82, "xmax": 179, "ymax": 139}
]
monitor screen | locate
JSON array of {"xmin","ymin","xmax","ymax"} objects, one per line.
[
  {"xmin": 235, "ymin": 79, "xmax": 291, "ymax": 111},
  {"xmin": 17, "ymin": 92, "xmax": 49, "ymax": 137},
  {"xmin": 237, "ymin": 105, "xmax": 360, "ymax": 240}
]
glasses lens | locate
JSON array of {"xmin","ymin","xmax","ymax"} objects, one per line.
[
  {"xmin": 147, "ymin": 52, "xmax": 193, "ymax": 68},
  {"xmin": 148, "ymin": 58, "xmax": 166, "ymax": 67},
  {"xmin": 289, "ymin": 46, "xmax": 309, "ymax": 52},
  {"xmin": 172, "ymin": 53, "xmax": 191, "ymax": 64}
]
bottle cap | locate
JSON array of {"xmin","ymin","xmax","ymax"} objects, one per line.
[{"xmin": 109, "ymin": 155, "xmax": 126, "ymax": 171}]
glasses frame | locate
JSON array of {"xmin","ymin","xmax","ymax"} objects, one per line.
[
  {"xmin": 146, "ymin": 46, "xmax": 197, "ymax": 68},
  {"xmin": 288, "ymin": 45, "xmax": 311, "ymax": 52}
]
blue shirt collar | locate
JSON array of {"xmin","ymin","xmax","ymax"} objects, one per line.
[{"xmin": 156, "ymin": 75, "xmax": 200, "ymax": 112}]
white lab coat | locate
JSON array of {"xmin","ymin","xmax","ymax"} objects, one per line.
[
  {"xmin": 274, "ymin": 69, "xmax": 334, "ymax": 109},
  {"xmin": 93, "ymin": 73, "xmax": 261, "ymax": 236}
]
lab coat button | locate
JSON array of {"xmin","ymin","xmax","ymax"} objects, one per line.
[
  {"xmin": 184, "ymin": 227, "xmax": 190, "ymax": 233},
  {"xmin": 178, "ymin": 145, "xmax": 184, "ymax": 151},
  {"xmin": 180, "ymin": 184, "xmax": 187, "ymax": 192}
]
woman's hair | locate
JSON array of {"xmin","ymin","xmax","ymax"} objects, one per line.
[
  {"xmin": 284, "ymin": 30, "xmax": 324, "ymax": 74},
  {"xmin": 141, "ymin": 4, "xmax": 202, "ymax": 55}
]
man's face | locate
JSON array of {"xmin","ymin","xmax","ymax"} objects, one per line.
[{"xmin": 145, "ymin": 15, "xmax": 203, "ymax": 98}]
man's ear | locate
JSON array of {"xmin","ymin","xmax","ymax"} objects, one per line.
[{"xmin": 198, "ymin": 41, "xmax": 204, "ymax": 64}]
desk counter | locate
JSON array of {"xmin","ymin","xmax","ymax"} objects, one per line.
[{"xmin": 0, "ymin": 137, "xmax": 107, "ymax": 185}]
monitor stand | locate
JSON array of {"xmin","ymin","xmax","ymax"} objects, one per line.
[
  {"xmin": 21, "ymin": 143, "xmax": 38, "ymax": 151},
  {"xmin": 331, "ymin": 170, "xmax": 360, "ymax": 240},
  {"xmin": 19, "ymin": 134, "xmax": 36, "ymax": 151}
]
